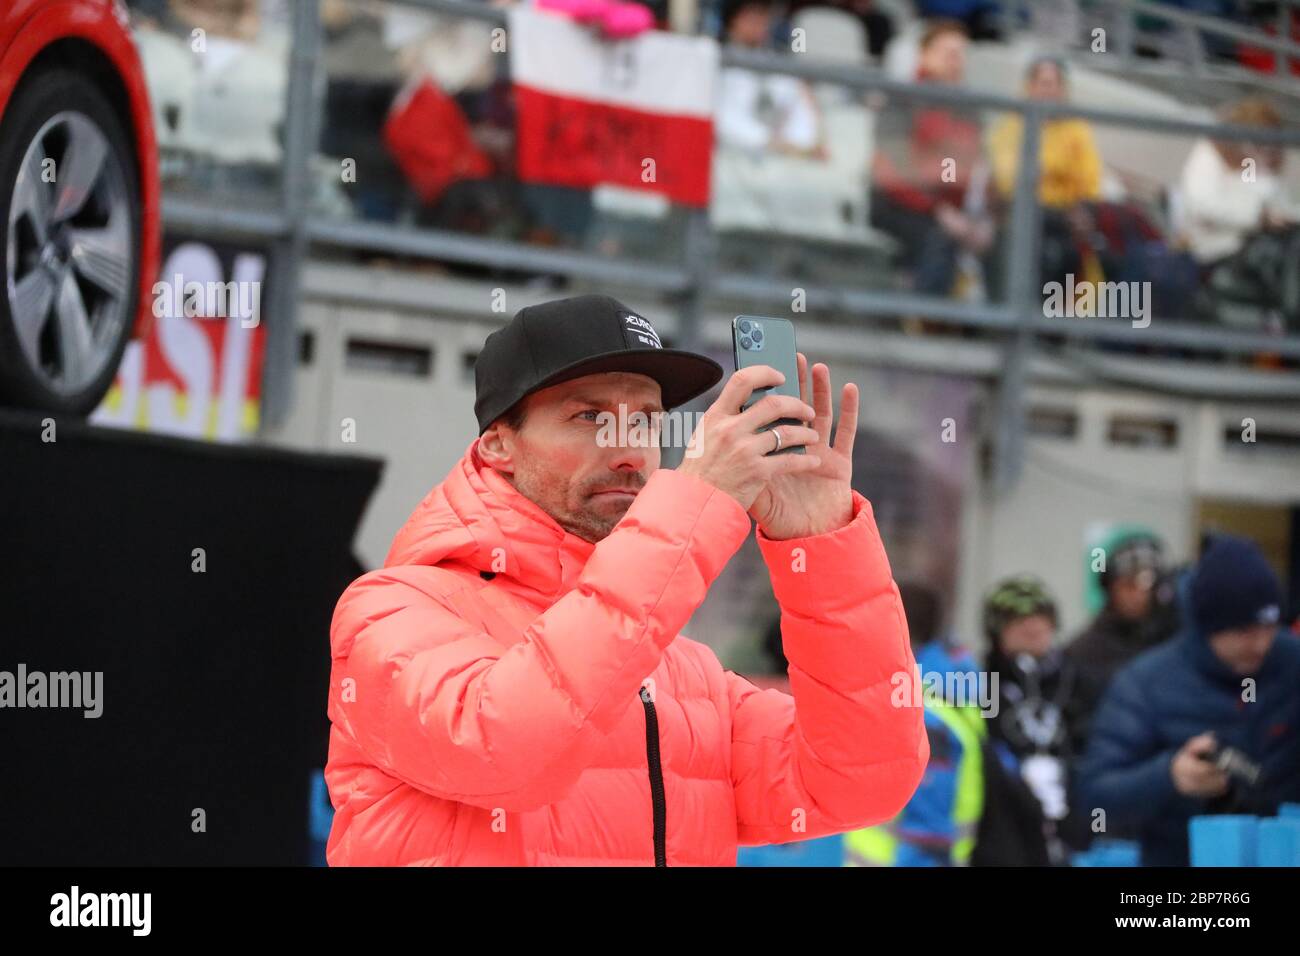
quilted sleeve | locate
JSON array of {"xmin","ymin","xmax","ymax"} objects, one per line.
[{"xmin": 729, "ymin": 493, "xmax": 929, "ymax": 844}]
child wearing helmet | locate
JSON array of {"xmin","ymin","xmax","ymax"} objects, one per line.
[{"xmin": 982, "ymin": 575, "xmax": 1088, "ymax": 863}]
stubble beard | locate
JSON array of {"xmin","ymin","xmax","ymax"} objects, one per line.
[{"xmin": 510, "ymin": 464, "xmax": 639, "ymax": 544}]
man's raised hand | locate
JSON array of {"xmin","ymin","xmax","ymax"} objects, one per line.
[
  {"xmin": 676, "ymin": 365, "xmax": 821, "ymax": 510},
  {"xmin": 748, "ymin": 353, "xmax": 856, "ymax": 540}
]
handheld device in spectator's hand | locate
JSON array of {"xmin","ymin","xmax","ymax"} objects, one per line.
[
  {"xmin": 1200, "ymin": 744, "xmax": 1263, "ymax": 787},
  {"xmin": 731, "ymin": 315, "xmax": 806, "ymax": 455}
]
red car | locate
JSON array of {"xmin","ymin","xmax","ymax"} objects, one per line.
[{"xmin": 0, "ymin": 0, "xmax": 159, "ymax": 413}]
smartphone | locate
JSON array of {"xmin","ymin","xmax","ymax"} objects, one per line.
[{"xmin": 731, "ymin": 315, "xmax": 806, "ymax": 455}]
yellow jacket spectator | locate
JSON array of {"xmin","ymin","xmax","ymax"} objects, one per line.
[{"xmin": 987, "ymin": 56, "xmax": 1103, "ymax": 209}]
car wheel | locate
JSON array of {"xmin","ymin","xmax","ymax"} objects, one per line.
[{"xmin": 0, "ymin": 67, "xmax": 142, "ymax": 415}]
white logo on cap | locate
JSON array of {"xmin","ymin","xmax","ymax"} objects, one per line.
[
  {"xmin": 622, "ymin": 312, "xmax": 662, "ymax": 349},
  {"xmin": 1257, "ymin": 604, "xmax": 1280, "ymax": 624}
]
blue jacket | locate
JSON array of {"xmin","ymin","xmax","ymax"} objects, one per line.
[
  {"xmin": 841, "ymin": 643, "xmax": 981, "ymax": 865},
  {"xmin": 1077, "ymin": 622, "xmax": 1300, "ymax": 866},
  {"xmin": 892, "ymin": 705, "xmax": 969, "ymax": 866}
]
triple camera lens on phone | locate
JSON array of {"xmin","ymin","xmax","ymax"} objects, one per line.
[{"xmin": 737, "ymin": 319, "xmax": 764, "ymax": 351}]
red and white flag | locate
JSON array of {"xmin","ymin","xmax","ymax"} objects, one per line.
[{"xmin": 509, "ymin": 6, "xmax": 718, "ymax": 207}]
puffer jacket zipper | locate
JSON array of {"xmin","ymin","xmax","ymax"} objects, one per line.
[{"xmin": 639, "ymin": 685, "xmax": 667, "ymax": 866}]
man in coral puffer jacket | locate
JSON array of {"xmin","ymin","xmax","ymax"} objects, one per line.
[{"xmin": 325, "ymin": 294, "xmax": 928, "ymax": 865}]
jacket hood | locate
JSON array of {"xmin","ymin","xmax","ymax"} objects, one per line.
[{"xmin": 385, "ymin": 439, "xmax": 595, "ymax": 597}]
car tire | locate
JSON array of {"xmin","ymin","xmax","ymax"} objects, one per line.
[{"xmin": 0, "ymin": 67, "xmax": 142, "ymax": 415}]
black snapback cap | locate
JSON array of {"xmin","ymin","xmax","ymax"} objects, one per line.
[{"xmin": 473, "ymin": 294, "xmax": 723, "ymax": 433}]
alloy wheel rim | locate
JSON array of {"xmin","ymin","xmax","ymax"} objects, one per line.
[{"xmin": 7, "ymin": 110, "xmax": 132, "ymax": 397}]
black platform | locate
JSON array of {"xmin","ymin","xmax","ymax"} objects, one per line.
[{"xmin": 0, "ymin": 409, "xmax": 382, "ymax": 864}]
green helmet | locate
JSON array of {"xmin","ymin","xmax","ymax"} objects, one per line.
[
  {"xmin": 1099, "ymin": 531, "xmax": 1164, "ymax": 589},
  {"xmin": 1083, "ymin": 523, "xmax": 1163, "ymax": 614},
  {"xmin": 983, "ymin": 575, "xmax": 1058, "ymax": 643}
]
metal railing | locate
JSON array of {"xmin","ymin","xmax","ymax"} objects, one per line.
[
  {"xmin": 156, "ymin": 0, "xmax": 1300, "ymax": 491},
  {"xmin": 1001, "ymin": 0, "xmax": 1300, "ymax": 83}
]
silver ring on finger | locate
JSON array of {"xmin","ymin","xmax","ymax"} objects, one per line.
[{"xmin": 771, "ymin": 428, "xmax": 782, "ymax": 453}]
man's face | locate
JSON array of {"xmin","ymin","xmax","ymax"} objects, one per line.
[
  {"xmin": 920, "ymin": 32, "xmax": 967, "ymax": 85},
  {"xmin": 728, "ymin": 5, "xmax": 772, "ymax": 48},
  {"xmin": 998, "ymin": 613, "xmax": 1055, "ymax": 659},
  {"xmin": 1208, "ymin": 624, "xmax": 1275, "ymax": 675},
  {"xmin": 1110, "ymin": 571, "xmax": 1155, "ymax": 621},
  {"xmin": 481, "ymin": 372, "xmax": 664, "ymax": 543},
  {"xmin": 1026, "ymin": 62, "xmax": 1065, "ymax": 102}
]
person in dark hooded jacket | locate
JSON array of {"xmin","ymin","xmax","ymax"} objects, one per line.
[
  {"xmin": 1066, "ymin": 532, "xmax": 1176, "ymax": 739},
  {"xmin": 1078, "ymin": 535, "xmax": 1300, "ymax": 866}
]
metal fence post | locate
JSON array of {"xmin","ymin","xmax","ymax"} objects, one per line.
[
  {"xmin": 660, "ymin": 206, "xmax": 715, "ymax": 470},
  {"xmin": 1113, "ymin": 0, "xmax": 1135, "ymax": 65},
  {"xmin": 677, "ymin": 207, "xmax": 715, "ymax": 356},
  {"xmin": 260, "ymin": 0, "xmax": 323, "ymax": 430},
  {"xmin": 991, "ymin": 102, "xmax": 1043, "ymax": 496}
]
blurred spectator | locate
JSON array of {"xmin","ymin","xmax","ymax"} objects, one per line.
[
  {"xmin": 902, "ymin": 579, "xmax": 980, "ymax": 683},
  {"xmin": 1066, "ymin": 532, "xmax": 1172, "ymax": 737},
  {"xmin": 871, "ymin": 19, "xmax": 994, "ymax": 297},
  {"xmin": 987, "ymin": 56, "xmax": 1102, "ymax": 211},
  {"xmin": 318, "ymin": 2, "xmax": 407, "ymax": 221},
  {"xmin": 131, "ymin": 0, "xmax": 289, "ymax": 184},
  {"xmin": 1180, "ymin": 97, "xmax": 1300, "ymax": 331},
  {"xmin": 913, "ymin": 0, "xmax": 1002, "ymax": 40},
  {"xmin": 970, "ymin": 733, "xmax": 1053, "ymax": 866},
  {"xmin": 844, "ymin": 582, "xmax": 986, "ymax": 866},
  {"xmin": 845, "ymin": 580, "xmax": 1055, "ymax": 866},
  {"xmin": 158, "ymin": 0, "xmax": 262, "ymax": 40},
  {"xmin": 986, "ymin": 55, "xmax": 1103, "ymax": 297},
  {"xmin": 377, "ymin": 8, "xmax": 519, "ymax": 238},
  {"xmin": 378, "ymin": 5, "xmax": 589, "ymax": 255},
  {"xmin": 715, "ymin": 0, "xmax": 826, "ymax": 159},
  {"xmin": 982, "ymin": 575, "xmax": 1087, "ymax": 863},
  {"xmin": 786, "ymin": 0, "xmax": 897, "ymax": 58},
  {"xmin": 1079, "ymin": 535, "xmax": 1300, "ymax": 866},
  {"xmin": 1179, "ymin": 97, "xmax": 1297, "ymax": 266}
]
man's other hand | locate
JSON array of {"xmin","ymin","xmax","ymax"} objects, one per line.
[
  {"xmin": 677, "ymin": 365, "xmax": 822, "ymax": 510},
  {"xmin": 1171, "ymin": 732, "xmax": 1231, "ymax": 799},
  {"xmin": 749, "ymin": 353, "xmax": 856, "ymax": 540}
]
